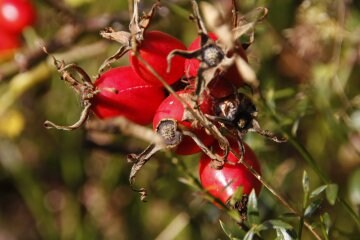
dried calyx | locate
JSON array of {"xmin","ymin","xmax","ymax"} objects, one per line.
[
  {"xmin": 157, "ymin": 119, "xmax": 183, "ymax": 147},
  {"xmin": 207, "ymin": 92, "xmax": 287, "ymax": 163},
  {"xmin": 99, "ymin": 1, "xmax": 159, "ymax": 73},
  {"xmin": 127, "ymin": 120, "xmax": 181, "ymax": 201},
  {"xmin": 43, "ymin": 53, "xmax": 98, "ymax": 131},
  {"xmin": 127, "ymin": 118, "xmax": 222, "ymax": 201},
  {"xmin": 167, "ymin": 0, "xmax": 268, "ymax": 98}
]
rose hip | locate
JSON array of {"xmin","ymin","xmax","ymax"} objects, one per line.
[
  {"xmin": 153, "ymin": 90, "xmax": 214, "ymax": 155},
  {"xmin": 92, "ymin": 66, "xmax": 165, "ymax": 125},
  {"xmin": 129, "ymin": 31, "xmax": 186, "ymax": 87},
  {"xmin": 0, "ymin": 0, "xmax": 36, "ymax": 34},
  {"xmin": 199, "ymin": 141, "xmax": 261, "ymax": 204}
]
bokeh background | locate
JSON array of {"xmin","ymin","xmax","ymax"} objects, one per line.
[{"xmin": 0, "ymin": 0, "xmax": 360, "ymax": 239}]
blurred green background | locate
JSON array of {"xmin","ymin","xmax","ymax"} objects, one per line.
[{"xmin": 0, "ymin": 0, "xmax": 359, "ymax": 239}]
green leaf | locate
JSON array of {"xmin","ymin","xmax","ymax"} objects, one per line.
[
  {"xmin": 310, "ymin": 185, "xmax": 328, "ymax": 199},
  {"xmin": 219, "ymin": 219, "xmax": 233, "ymax": 240},
  {"xmin": 247, "ymin": 190, "xmax": 260, "ymax": 226},
  {"xmin": 243, "ymin": 231, "xmax": 255, "ymax": 240},
  {"xmin": 325, "ymin": 184, "xmax": 338, "ymax": 205},
  {"xmin": 348, "ymin": 168, "xmax": 360, "ymax": 206},
  {"xmin": 276, "ymin": 228, "xmax": 297, "ymax": 240},
  {"xmin": 302, "ymin": 171, "xmax": 310, "ymax": 208},
  {"xmin": 304, "ymin": 199, "xmax": 323, "ymax": 218},
  {"xmin": 267, "ymin": 220, "xmax": 297, "ymax": 240},
  {"xmin": 265, "ymin": 219, "xmax": 294, "ymax": 229},
  {"xmin": 302, "ymin": 171, "xmax": 310, "ymax": 194},
  {"xmin": 244, "ymin": 219, "xmax": 297, "ymax": 240},
  {"xmin": 226, "ymin": 207, "xmax": 242, "ymax": 223},
  {"xmin": 219, "ymin": 219, "xmax": 246, "ymax": 240},
  {"xmin": 243, "ymin": 225, "xmax": 259, "ymax": 240},
  {"xmin": 320, "ymin": 212, "xmax": 331, "ymax": 235}
]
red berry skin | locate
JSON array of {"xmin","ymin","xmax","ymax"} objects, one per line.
[
  {"xmin": 184, "ymin": 32, "xmax": 248, "ymax": 89},
  {"xmin": 206, "ymin": 75, "xmax": 236, "ymax": 99},
  {"xmin": 92, "ymin": 66, "xmax": 165, "ymax": 125},
  {"xmin": 199, "ymin": 142, "xmax": 261, "ymax": 204},
  {"xmin": 0, "ymin": 29, "xmax": 19, "ymax": 57},
  {"xmin": 153, "ymin": 90, "xmax": 215, "ymax": 155},
  {"xmin": 129, "ymin": 31, "xmax": 186, "ymax": 87},
  {"xmin": 0, "ymin": 0, "xmax": 36, "ymax": 34}
]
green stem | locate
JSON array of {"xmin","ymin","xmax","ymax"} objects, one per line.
[{"xmin": 299, "ymin": 177, "xmax": 309, "ymax": 240}]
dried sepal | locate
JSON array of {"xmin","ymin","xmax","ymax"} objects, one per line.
[
  {"xmin": 127, "ymin": 117, "xmax": 231, "ymax": 200},
  {"xmin": 167, "ymin": 48, "xmax": 203, "ymax": 73},
  {"xmin": 127, "ymin": 143, "xmax": 164, "ymax": 202},
  {"xmin": 129, "ymin": 0, "xmax": 160, "ymax": 39},
  {"xmin": 249, "ymin": 119, "xmax": 287, "ymax": 143},
  {"xmin": 44, "ymin": 102, "xmax": 92, "ymax": 131},
  {"xmin": 101, "ymin": 0, "xmax": 159, "ymax": 46},
  {"xmin": 232, "ymin": 7, "xmax": 268, "ymax": 48},
  {"xmin": 98, "ymin": 45, "xmax": 130, "ymax": 74},
  {"xmin": 100, "ymin": 28, "xmax": 132, "ymax": 46},
  {"xmin": 43, "ymin": 49, "xmax": 96, "ymax": 131},
  {"xmin": 169, "ymin": 1, "xmax": 259, "ymax": 97},
  {"xmin": 207, "ymin": 91, "xmax": 286, "ymax": 163},
  {"xmin": 136, "ymin": 0, "xmax": 160, "ymax": 33},
  {"xmin": 190, "ymin": 0, "xmax": 208, "ymax": 35},
  {"xmin": 99, "ymin": 1, "xmax": 160, "ymax": 74},
  {"xmin": 126, "ymin": 119, "xmax": 181, "ymax": 201},
  {"xmin": 199, "ymin": 1, "xmax": 267, "ymax": 88},
  {"xmin": 199, "ymin": 1, "xmax": 233, "ymax": 49}
]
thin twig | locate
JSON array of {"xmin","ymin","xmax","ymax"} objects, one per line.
[
  {"xmin": 85, "ymin": 117, "xmax": 164, "ymax": 146},
  {"xmin": 0, "ymin": 14, "xmax": 127, "ymax": 81}
]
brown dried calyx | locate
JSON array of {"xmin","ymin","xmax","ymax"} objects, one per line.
[
  {"xmin": 207, "ymin": 91, "xmax": 287, "ymax": 163},
  {"xmin": 127, "ymin": 119, "xmax": 181, "ymax": 201},
  {"xmin": 127, "ymin": 118, "xmax": 225, "ymax": 201},
  {"xmin": 43, "ymin": 51, "xmax": 97, "ymax": 131},
  {"xmin": 98, "ymin": 1, "xmax": 160, "ymax": 74},
  {"xmin": 167, "ymin": 1, "xmax": 269, "ymax": 98}
]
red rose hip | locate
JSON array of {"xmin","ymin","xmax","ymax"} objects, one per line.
[
  {"xmin": 0, "ymin": 0, "xmax": 36, "ymax": 34},
  {"xmin": 92, "ymin": 66, "xmax": 165, "ymax": 125},
  {"xmin": 199, "ymin": 141, "xmax": 261, "ymax": 204},
  {"xmin": 0, "ymin": 29, "xmax": 19, "ymax": 57},
  {"xmin": 153, "ymin": 90, "xmax": 214, "ymax": 155},
  {"xmin": 129, "ymin": 31, "xmax": 186, "ymax": 87}
]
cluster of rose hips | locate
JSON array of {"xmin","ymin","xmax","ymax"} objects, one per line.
[
  {"xmin": 0, "ymin": 0, "xmax": 36, "ymax": 57},
  {"xmin": 45, "ymin": 1, "xmax": 285, "ymax": 216},
  {"xmin": 125, "ymin": 31, "xmax": 265, "ymax": 210}
]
